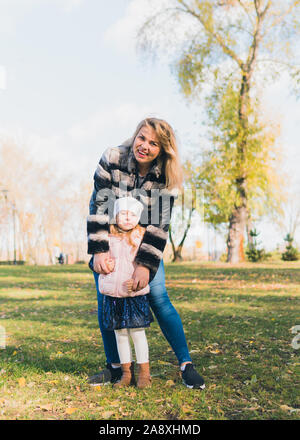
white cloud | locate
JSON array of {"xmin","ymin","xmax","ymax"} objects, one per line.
[
  {"xmin": 103, "ymin": 0, "xmax": 155, "ymax": 55},
  {"xmin": 102, "ymin": 0, "xmax": 195, "ymax": 57},
  {"xmin": 0, "ymin": 102, "xmax": 159, "ymax": 179},
  {"xmin": 67, "ymin": 102, "xmax": 154, "ymax": 145}
]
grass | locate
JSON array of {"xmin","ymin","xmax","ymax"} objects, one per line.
[{"xmin": 0, "ymin": 261, "xmax": 299, "ymax": 420}]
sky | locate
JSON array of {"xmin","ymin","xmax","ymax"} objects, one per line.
[{"xmin": 0, "ymin": 0, "xmax": 300, "ymax": 253}]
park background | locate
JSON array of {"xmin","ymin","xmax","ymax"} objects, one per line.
[
  {"xmin": 0, "ymin": 0, "xmax": 299, "ymax": 421},
  {"xmin": 0, "ymin": 0, "xmax": 300, "ymax": 265}
]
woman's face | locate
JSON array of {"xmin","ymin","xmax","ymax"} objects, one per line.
[
  {"xmin": 132, "ymin": 125, "xmax": 161, "ymax": 173},
  {"xmin": 116, "ymin": 210, "xmax": 139, "ymax": 231}
]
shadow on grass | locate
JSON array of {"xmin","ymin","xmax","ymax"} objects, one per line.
[
  {"xmin": 1, "ymin": 341, "xmax": 103, "ymax": 376},
  {"xmin": 165, "ymin": 264, "xmax": 300, "ymax": 283}
]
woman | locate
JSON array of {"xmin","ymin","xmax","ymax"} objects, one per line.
[{"xmin": 87, "ymin": 117, "xmax": 205, "ymax": 389}]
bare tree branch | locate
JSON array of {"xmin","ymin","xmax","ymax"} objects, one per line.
[
  {"xmin": 176, "ymin": 0, "xmax": 245, "ymax": 69},
  {"xmin": 265, "ymin": 0, "xmax": 300, "ymax": 30},
  {"xmin": 237, "ymin": 0, "xmax": 255, "ymax": 26}
]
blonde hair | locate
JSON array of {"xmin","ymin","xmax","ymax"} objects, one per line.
[
  {"xmin": 109, "ymin": 224, "xmax": 146, "ymax": 250},
  {"xmin": 124, "ymin": 117, "xmax": 183, "ymax": 190}
]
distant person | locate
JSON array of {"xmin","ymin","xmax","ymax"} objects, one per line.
[
  {"xmin": 87, "ymin": 117, "xmax": 205, "ymax": 390},
  {"xmin": 58, "ymin": 253, "xmax": 64, "ymax": 264},
  {"xmin": 98, "ymin": 197, "xmax": 153, "ymax": 388}
]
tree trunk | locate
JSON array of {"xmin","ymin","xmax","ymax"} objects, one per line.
[
  {"xmin": 172, "ymin": 250, "xmax": 183, "ymax": 262},
  {"xmin": 227, "ymin": 64, "xmax": 251, "ymax": 263},
  {"xmin": 168, "ymin": 225, "xmax": 176, "ymax": 260},
  {"xmin": 226, "ymin": 203, "xmax": 247, "ymax": 263},
  {"xmin": 246, "ymin": 210, "xmax": 254, "ymax": 247},
  {"xmin": 169, "ymin": 208, "xmax": 194, "ymax": 262}
]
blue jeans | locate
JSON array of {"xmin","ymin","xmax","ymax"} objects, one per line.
[{"xmin": 93, "ymin": 259, "xmax": 192, "ymax": 365}]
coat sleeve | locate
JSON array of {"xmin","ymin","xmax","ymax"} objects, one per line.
[
  {"xmin": 87, "ymin": 148, "xmax": 113, "ymax": 255},
  {"xmin": 134, "ymin": 187, "xmax": 178, "ymax": 281}
]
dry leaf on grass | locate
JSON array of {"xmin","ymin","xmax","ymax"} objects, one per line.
[
  {"xmin": 280, "ymin": 405, "xmax": 298, "ymax": 412},
  {"xmin": 38, "ymin": 404, "xmax": 53, "ymax": 412},
  {"xmin": 101, "ymin": 410, "xmax": 114, "ymax": 418},
  {"xmin": 109, "ymin": 401, "xmax": 120, "ymax": 407},
  {"xmin": 93, "ymin": 386, "xmax": 102, "ymax": 391},
  {"xmin": 65, "ymin": 407, "xmax": 78, "ymax": 415},
  {"xmin": 18, "ymin": 377, "xmax": 26, "ymax": 387},
  {"xmin": 182, "ymin": 406, "xmax": 193, "ymax": 414}
]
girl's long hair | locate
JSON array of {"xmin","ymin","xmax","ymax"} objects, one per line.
[
  {"xmin": 123, "ymin": 117, "xmax": 183, "ymax": 190},
  {"xmin": 109, "ymin": 224, "xmax": 146, "ymax": 250}
]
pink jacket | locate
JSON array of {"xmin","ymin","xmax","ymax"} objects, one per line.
[{"xmin": 98, "ymin": 234, "xmax": 150, "ymax": 298}]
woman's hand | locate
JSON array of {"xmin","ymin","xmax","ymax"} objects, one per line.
[
  {"xmin": 93, "ymin": 252, "xmax": 113, "ymax": 274},
  {"xmin": 106, "ymin": 258, "xmax": 115, "ymax": 272},
  {"xmin": 132, "ymin": 265, "xmax": 150, "ymax": 291}
]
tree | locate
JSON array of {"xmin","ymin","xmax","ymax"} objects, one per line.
[
  {"xmin": 198, "ymin": 82, "xmax": 283, "ymax": 261},
  {"xmin": 168, "ymin": 159, "xmax": 202, "ymax": 261},
  {"xmin": 275, "ymin": 185, "xmax": 300, "ymax": 241},
  {"xmin": 0, "ymin": 137, "xmax": 87, "ymax": 264},
  {"xmin": 281, "ymin": 233, "xmax": 299, "ymax": 261},
  {"xmin": 245, "ymin": 228, "xmax": 270, "ymax": 261},
  {"xmin": 137, "ymin": 0, "xmax": 300, "ymax": 262}
]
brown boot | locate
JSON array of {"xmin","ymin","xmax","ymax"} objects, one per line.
[
  {"xmin": 137, "ymin": 362, "xmax": 151, "ymax": 389},
  {"xmin": 114, "ymin": 362, "xmax": 135, "ymax": 388}
]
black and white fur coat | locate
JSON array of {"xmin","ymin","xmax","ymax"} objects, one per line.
[{"xmin": 87, "ymin": 145, "xmax": 178, "ymax": 280}]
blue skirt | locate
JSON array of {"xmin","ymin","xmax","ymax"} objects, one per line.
[{"xmin": 102, "ymin": 295, "xmax": 154, "ymax": 331}]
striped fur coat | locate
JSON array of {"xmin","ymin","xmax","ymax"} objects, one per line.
[{"xmin": 87, "ymin": 145, "xmax": 178, "ymax": 280}]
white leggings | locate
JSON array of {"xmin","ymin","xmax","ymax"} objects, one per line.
[{"xmin": 114, "ymin": 327, "xmax": 149, "ymax": 364}]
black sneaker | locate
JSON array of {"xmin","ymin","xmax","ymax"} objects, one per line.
[
  {"xmin": 182, "ymin": 364, "xmax": 205, "ymax": 389},
  {"xmin": 87, "ymin": 364, "xmax": 122, "ymax": 386}
]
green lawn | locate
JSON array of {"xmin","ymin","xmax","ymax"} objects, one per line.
[{"xmin": 0, "ymin": 261, "xmax": 299, "ymax": 420}]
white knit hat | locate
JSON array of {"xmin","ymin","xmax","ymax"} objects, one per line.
[{"xmin": 113, "ymin": 197, "xmax": 144, "ymax": 220}]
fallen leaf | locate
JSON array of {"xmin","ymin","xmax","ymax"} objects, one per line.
[
  {"xmin": 109, "ymin": 401, "xmax": 120, "ymax": 407},
  {"xmin": 280, "ymin": 405, "xmax": 294, "ymax": 412},
  {"xmin": 182, "ymin": 406, "xmax": 193, "ymax": 413},
  {"xmin": 166, "ymin": 380, "xmax": 175, "ymax": 387},
  {"xmin": 18, "ymin": 377, "xmax": 26, "ymax": 387},
  {"xmin": 92, "ymin": 385, "xmax": 102, "ymax": 391},
  {"xmin": 157, "ymin": 360, "xmax": 172, "ymax": 366},
  {"xmin": 39, "ymin": 404, "xmax": 53, "ymax": 412},
  {"xmin": 101, "ymin": 411, "xmax": 114, "ymax": 418},
  {"xmin": 65, "ymin": 407, "xmax": 78, "ymax": 415}
]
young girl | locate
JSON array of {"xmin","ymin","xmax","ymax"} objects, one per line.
[{"xmin": 98, "ymin": 196, "xmax": 154, "ymax": 389}]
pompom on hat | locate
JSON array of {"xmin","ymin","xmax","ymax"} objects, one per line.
[{"xmin": 113, "ymin": 197, "xmax": 144, "ymax": 220}]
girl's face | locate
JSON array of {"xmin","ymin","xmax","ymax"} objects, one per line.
[
  {"xmin": 132, "ymin": 125, "xmax": 161, "ymax": 173},
  {"xmin": 116, "ymin": 210, "xmax": 139, "ymax": 231}
]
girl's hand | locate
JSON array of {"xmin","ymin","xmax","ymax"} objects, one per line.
[
  {"xmin": 126, "ymin": 279, "xmax": 134, "ymax": 295},
  {"xmin": 132, "ymin": 265, "xmax": 149, "ymax": 291},
  {"xmin": 93, "ymin": 252, "xmax": 113, "ymax": 274}
]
